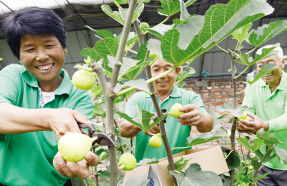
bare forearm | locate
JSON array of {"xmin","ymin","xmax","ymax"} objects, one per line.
[
  {"xmin": 196, "ymin": 113, "xmax": 213, "ymax": 133},
  {"xmin": 0, "ymin": 103, "xmax": 49, "ymax": 134},
  {"xmin": 119, "ymin": 120, "xmax": 141, "ymax": 137}
]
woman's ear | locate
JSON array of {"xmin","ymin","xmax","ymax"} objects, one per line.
[{"xmin": 64, "ymin": 49, "xmax": 67, "ymax": 56}]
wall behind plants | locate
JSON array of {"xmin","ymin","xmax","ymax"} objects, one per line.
[{"xmin": 184, "ymin": 78, "xmax": 246, "ymax": 113}]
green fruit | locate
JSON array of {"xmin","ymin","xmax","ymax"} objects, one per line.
[
  {"xmin": 169, "ymin": 103, "xmax": 184, "ymax": 118},
  {"xmin": 149, "ymin": 52, "xmax": 157, "ymax": 61},
  {"xmin": 140, "ymin": 22, "xmax": 149, "ymax": 32},
  {"xmin": 99, "ymin": 151, "xmax": 109, "ymax": 161},
  {"xmin": 118, "ymin": 153, "xmax": 137, "ymax": 171},
  {"xmin": 149, "ymin": 135, "xmax": 162, "ymax": 148},
  {"xmin": 238, "ymin": 111, "xmax": 248, "ymax": 120},
  {"xmin": 72, "ymin": 69, "xmax": 95, "ymax": 91},
  {"xmin": 58, "ymin": 132, "xmax": 96, "ymax": 162}
]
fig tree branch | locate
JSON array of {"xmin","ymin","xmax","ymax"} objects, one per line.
[
  {"xmin": 104, "ymin": 0, "xmax": 138, "ymax": 185},
  {"xmin": 133, "ymin": 19, "xmax": 178, "ymax": 185}
]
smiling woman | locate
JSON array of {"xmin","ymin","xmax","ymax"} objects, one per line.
[
  {"xmin": 19, "ymin": 34, "xmax": 67, "ymax": 92},
  {"xmin": 0, "ymin": 6, "xmax": 98, "ymax": 186}
]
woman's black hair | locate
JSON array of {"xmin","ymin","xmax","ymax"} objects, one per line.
[{"xmin": 2, "ymin": 6, "xmax": 67, "ymax": 59}]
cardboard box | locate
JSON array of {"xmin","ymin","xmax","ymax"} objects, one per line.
[{"xmin": 123, "ymin": 146, "xmax": 229, "ymax": 186}]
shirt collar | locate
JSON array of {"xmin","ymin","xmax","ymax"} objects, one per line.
[
  {"xmin": 258, "ymin": 70, "xmax": 287, "ymax": 91},
  {"xmin": 145, "ymin": 85, "xmax": 182, "ymax": 98},
  {"xmin": 22, "ymin": 68, "xmax": 73, "ymax": 96}
]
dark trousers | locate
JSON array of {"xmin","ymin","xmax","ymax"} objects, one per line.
[{"xmin": 255, "ymin": 165, "xmax": 287, "ymax": 186}]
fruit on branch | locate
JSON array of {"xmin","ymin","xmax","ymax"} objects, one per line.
[
  {"xmin": 72, "ymin": 69, "xmax": 95, "ymax": 90},
  {"xmin": 149, "ymin": 52, "xmax": 157, "ymax": 61},
  {"xmin": 169, "ymin": 103, "xmax": 184, "ymax": 118},
  {"xmin": 58, "ymin": 132, "xmax": 96, "ymax": 162},
  {"xmin": 140, "ymin": 22, "xmax": 149, "ymax": 32},
  {"xmin": 149, "ymin": 134, "xmax": 162, "ymax": 148},
  {"xmin": 99, "ymin": 151, "xmax": 109, "ymax": 161},
  {"xmin": 238, "ymin": 111, "xmax": 248, "ymax": 120},
  {"xmin": 118, "ymin": 153, "xmax": 137, "ymax": 171}
]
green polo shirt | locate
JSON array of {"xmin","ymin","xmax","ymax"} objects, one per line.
[
  {"xmin": 125, "ymin": 86, "xmax": 208, "ymax": 162},
  {"xmin": 243, "ymin": 71, "xmax": 287, "ymax": 170},
  {"xmin": 0, "ymin": 64, "xmax": 94, "ymax": 186}
]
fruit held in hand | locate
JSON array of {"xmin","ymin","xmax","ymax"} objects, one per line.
[
  {"xmin": 149, "ymin": 135, "xmax": 162, "ymax": 148},
  {"xmin": 72, "ymin": 69, "xmax": 95, "ymax": 90},
  {"xmin": 58, "ymin": 132, "xmax": 96, "ymax": 162},
  {"xmin": 169, "ymin": 103, "xmax": 184, "ymax": 118},
  {"xmin": 140, "ymin": 22, "xmax": 149, "ymax": 32},
  {"xmin": 238, "ymin": 111, "xmax": 248, "ymax": 120},
  {"xmin": 118, "ymin": 153, "xmax": 137, "ymax": 171}
]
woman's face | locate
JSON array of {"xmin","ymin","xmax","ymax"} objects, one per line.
[{"xmin": 19, "ymin": 34, "xmax": 67, "ymax": 89}]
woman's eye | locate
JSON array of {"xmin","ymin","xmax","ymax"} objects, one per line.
[
  {"xmin": 46, "ymin": 45, "xmax": 53, "ymax": 48},
  {"xmin": 26, "ymin": 48, "xmax": 35, "ymax": 52}
]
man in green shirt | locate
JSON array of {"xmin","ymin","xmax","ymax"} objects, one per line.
[
  {"xmin": 0, "ymin": 7, "xmax": 98, "ymax": 186},
  {"xmin": 237, "ymin": 45, "xmax": 287, "ymax": 185},
  {"xmin": 119, "ymin": 57, "xmax": 213, "ymax": 162}
]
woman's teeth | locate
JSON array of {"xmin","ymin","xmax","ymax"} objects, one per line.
[{"xmin": 37, "ymin": 64, "xmax": 53, "ymax": 71}]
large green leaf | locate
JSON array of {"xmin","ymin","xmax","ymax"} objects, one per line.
[
  {"xmin": 125, "ymin": 175, "xmax": 149, "ymax": 186},
  {"xmin": 147, "ymin": 24, "xmax": 174, "ymax": 39},
  {"xmin": 101, "ymin": 3, "xmax": 144, "ymax": 25},
  {"xmin": 236, "ymin": 137, "xmax": 263, "ymax": 152},
  {"xmin": 235, "ymin": 44, "xmax": 279, "ymax": 66},
  {"xmin": 222, "ymin": 147, "xmax": 241, "ymax": 170},
  {"xmin": 148, "ymin": 0, "xmax": 274, "ymax": 65},
  {"xmin": 157, "ymin": 0, "xmax": 197, "ymax": 17},
  {"xmin": 96, "ymin": 30, "xmax": 115, "ymax": 38},
  {"xmin": 115, "ymin": 0, "xmax": 150, "ymax": 5},
  {"xmin": 254, "ymin": 149, "xmax": 276, "ymax": 163},
  {"xmin": 176, "ymin": 67, "xmax": 196, "ymax": 87},
  {"xmin": 186, "ymin": 131, "xmax": 226, "ymax": 147},
  {"xmin": 217, "ymin": 103, "xmax": 248, "ymax": 117},
  {"xmin": 115, "ymin": 106, "xmax": 168, "ymax": 132},
  {"xmin": 169, "ymin": 163, "xmax": 222, "ymax": 186},
  {"xmin": 256, "ymin": 128, "xmax": 282, "ymax": 146},
  {"xmin": 247, "ymin": 20, "xmax": 287, "ymax": 47},
  {"xmin": 273, "ymin": 145, "xmax": 287, "ymax": 164},
  {"xmin": 81, "ymin": 36, "xmax": 120, "ymax": 73},
  {"xmin": 174, "ymin": 0, "xmax": 204, "ymax": 49},
  {"xmin": 122, "ymin": 60, "xmax": 149, "ymax": 81},
  {"xmin": 137, "ymin": 42, "xmax": 149, "ymax": 61},
  {"xmin": 137, "ymin": 158, "xmax": 159, "ymax": 166},
  {"xmin": 157, "ymin": 0, "xmax": 180, "ymax": 17},
  {"xmin": 114, "ymin": 79, "xmax": 149, "ymax": 93},
  {"xmin": 80, "ymin": 48, "xmax": 101, "ymax": 63},
  {"xmin": 107, "ymin": 55, "xmax": 141, "ymax": 80},
  {"xmin": 232, "ymin": 23, "xmax": 254, "ymax": 43}
]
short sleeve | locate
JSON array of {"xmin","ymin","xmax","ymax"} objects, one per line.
[
  {"xmin": 0, "ymin": 65, "xmax": 22, "ymax": 105},
  {"xmin": 124, "ymin": 93, "xmax": 142, "ymax": 119},
  {"xmin": 186, "ymin": 91, "xmax": 208, "ymax": 114}
]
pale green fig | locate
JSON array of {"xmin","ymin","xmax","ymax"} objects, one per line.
[
  {"xmin": 58, "ymin": 132, "xmax": 96, "ymax": 162},
  {"xmin": 149, "ymin": 134, "xmax": 162, "ymax": 148},
  {"xmin": 72, "ymin": 69, "xmax": 95, "ymax": 91},
  {"xmin": 169, "ymin": 103, "xmax": 184, "ymax": 118},
  {"xmin": 118, "ymin": 153, "xmax": 137, "ymax": 171},
  {"xmin": 140, "ymin": 22, "xmax": 149, "ymax": 32},
  {"xmin": 238, "ymin": 111, "xmax": 248, "ymax": 120}
]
